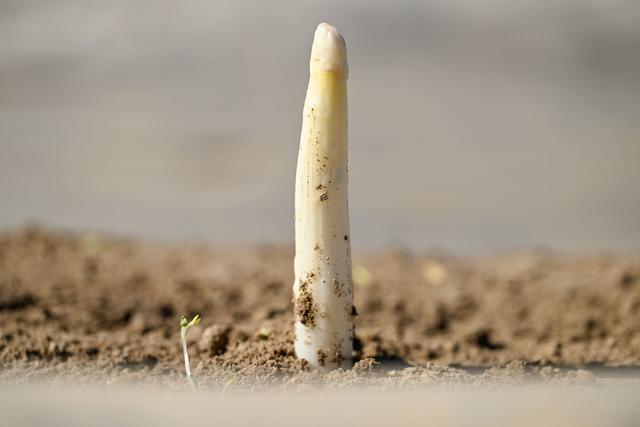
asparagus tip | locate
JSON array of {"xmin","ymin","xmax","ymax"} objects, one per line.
[{"xmin": 310, "ymin": 23, "xmax": 348, "ymax": 75}]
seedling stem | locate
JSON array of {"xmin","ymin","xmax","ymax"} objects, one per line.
[{"xmin": 180, "ymin": 314, "xmax": 201, "ymax": 391}]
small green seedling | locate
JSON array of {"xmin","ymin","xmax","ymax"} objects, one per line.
[{"xmin": 180, "ymin": 314, "xmax": 201, "ymax": 391}]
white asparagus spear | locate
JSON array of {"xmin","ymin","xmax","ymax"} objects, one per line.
[{"xmin": 293, "ymin": 23, "xmax": 353, "ymax": 370}]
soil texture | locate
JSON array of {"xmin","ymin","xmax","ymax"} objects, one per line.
[{"xmin": 1, "ymin": 227, "xmax": 639, "ymax": 390}]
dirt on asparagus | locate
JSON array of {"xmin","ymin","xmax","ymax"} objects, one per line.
[{"xmin": 1, "ymin": 226, "xmax": 639, "ymax": 390}]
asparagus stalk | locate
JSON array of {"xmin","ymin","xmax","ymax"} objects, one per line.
[{"xmin": 293, "ymin": 23, "xmax": 353, "ymax": 370}]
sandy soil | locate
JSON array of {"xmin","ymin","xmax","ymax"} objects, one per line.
[{"xmin": 0, "ymin": 226, "xmax": 639, "ymax": 390}]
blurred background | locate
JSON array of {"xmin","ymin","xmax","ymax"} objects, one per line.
[{"xmin": 0, "ymin": 0, "xmax": 638, "ymax": 252}]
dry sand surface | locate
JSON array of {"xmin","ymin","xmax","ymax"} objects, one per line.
[{"xmin": 1, "ymin": 226, "xmax": 639, "ymax": 391}]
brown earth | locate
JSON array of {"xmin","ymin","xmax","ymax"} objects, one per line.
[{"xmin": 0, "ymin": 226, "xmax": 639, "ymax": 390}]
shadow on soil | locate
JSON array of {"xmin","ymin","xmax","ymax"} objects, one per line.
[{"xmin": 372, "ymin": 355, "xmax": 413, "ymax": 370}]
